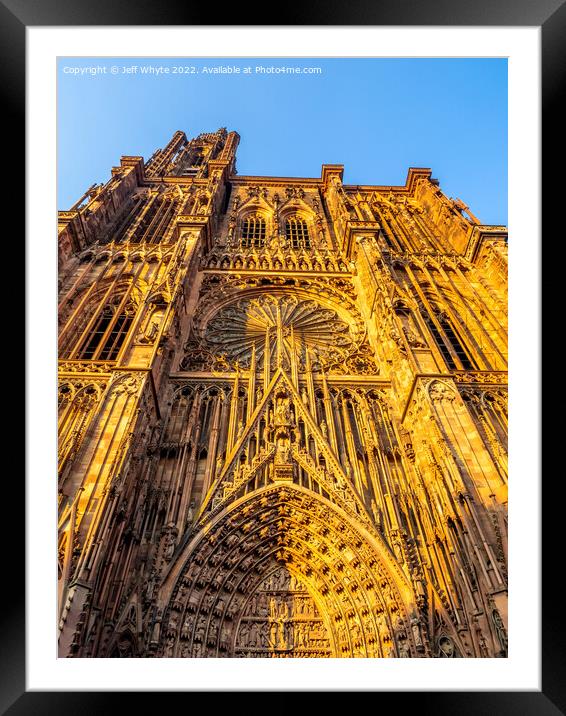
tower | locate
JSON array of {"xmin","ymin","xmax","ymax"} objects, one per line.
[{"xmin": 57, "ymin": 128, "xmax": 508, "ymax": 658}]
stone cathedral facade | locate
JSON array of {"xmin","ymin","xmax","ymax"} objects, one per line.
[{"xmin": 57, "ymin": 128, "xmax": 508, "ymax": 659}]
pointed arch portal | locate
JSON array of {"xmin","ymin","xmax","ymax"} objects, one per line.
[{"xmin": 159, "ymin": 483, "xmax": 419, "ymax": 658}]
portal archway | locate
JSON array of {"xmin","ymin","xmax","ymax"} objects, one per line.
[{"xmin": 158, "ymin": 483, "xmax": 420, "ymax": 658}]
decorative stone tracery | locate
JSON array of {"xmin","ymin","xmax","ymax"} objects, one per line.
[
  {"xmin": 158, "ymin": 484, "xmax": 415, "ymax": 658},
  {"xmin": 57, "ymin": 127, "xmax": 508, "ymax": 661},
  {"xmin": 182, "ymin": 290, "xmax": 379, "ymax": 376}
]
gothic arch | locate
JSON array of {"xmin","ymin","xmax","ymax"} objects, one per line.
[
  {"xmin": 280, "ymin": 207, "xmax": 314, "ymax": 249},
  {"xmin": 68, "ymin": 275, "xmax": 149, "ymax": 313},
  {"xmin": 58, "ymin": 381, "xmax": 107, "ymax": 481},
  {"xmin": 235, "ymin": 207, "xmax": 271, "ymax": 251},
  {"xmin": 157, "ymin": 483, "xmax": 418, "ymax": 658},
  {"xmin": 237, "ymin": 205, "xmax": 271, "ymax": 226},
  {"xmin": 129, "ymin": 250, "xmax": 145, "ymax": 264},
  {"xmin": 238, "ymin": 203, "xmax": 271, "ymax": 218},
  {"xmin": 278, "ymin": 204, "xmax": 314, "ymax": 222},
  {"xmin": 57, "ymin": 129, "xmax": 508, "ymax": 661},
  {"xmin": 104, "ymin": 600, "xmax": 142, "ymax": 657},
  {"xmin": 61, "ymin": 294, "xmax": 139, "ymax": 361},
  {"xmin": 108, "ymin": 628, "xmax": 138, "ymax": 658},
  {"xmin": 78, "ymin": 249, "xmax": 95, "ymax": 262}
]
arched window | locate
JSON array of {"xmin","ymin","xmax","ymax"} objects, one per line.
[
  {"xmin": 285, "ymin": 216, "xmax": 310, "ymax": 249},
  {"xmin": 73, "ymin": 298, "xmax": 135, "ymax": 361},
  {"xmin": 130, "ymin": 195, "xmax": 179, "ymax": 244},
  {"xmin": 423, "ymin": 309, "xmax": 475, "ymax": 371},
  {"xmin": 240, "ymin": 215, "xmax": 266, "ymax": 248}
]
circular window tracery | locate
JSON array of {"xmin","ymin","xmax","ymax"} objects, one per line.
[{"xmin": 202, "ymin": 294, "xmax": 358, "ymax": 372}]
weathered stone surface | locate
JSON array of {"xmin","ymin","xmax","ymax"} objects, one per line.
[{"xmin": 57, "ymin": 128, "xmax": 507, "ymax": 659}]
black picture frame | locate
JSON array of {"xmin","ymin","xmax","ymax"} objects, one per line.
[{"xmin": 9, "ymin": 0, "xmax": 557, "ymax": 710}]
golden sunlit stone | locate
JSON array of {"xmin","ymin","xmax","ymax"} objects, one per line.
[{"xmin": 57, "ymin": 128, "xmax": 507, "ymax": 658}]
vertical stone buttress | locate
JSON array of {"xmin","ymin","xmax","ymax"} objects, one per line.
[
  {"xmin": 324, "ymin": 167, "xmax": 508, "ymax": 657},
  {"xmin": 57, "ymin": 129, "xmax": 239, "ymax": 655}
]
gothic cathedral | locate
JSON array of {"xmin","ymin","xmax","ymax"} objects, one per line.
[{"xmin": 57, "ymin": 128, "xmax": 508, "ymax": 659}]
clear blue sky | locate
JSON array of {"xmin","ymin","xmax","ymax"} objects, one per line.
[{"xmin": 58, "ymin": 58, "xmax": 507, "ymax": 224}]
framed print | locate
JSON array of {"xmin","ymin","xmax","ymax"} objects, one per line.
[{"xmin": 8, "ymin": 0, "xmax": 558, "ymax": 711}]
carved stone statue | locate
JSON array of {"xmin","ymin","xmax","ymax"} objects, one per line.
[
  {"xmin": 185, "ymin": 499, "xmax": 196, "ymax": 528},
  {"xmin": 438, "ymin": 635, "xmax": 455, "ymax": 657},
  {"xmin": 276, "ymin": 436, "xmax": 291, "ymax": 463},
  {"xmin": 410, "ymin": 617, "xmax": 424, "ymax": 650},
  {"xmin": 275, "ymin": 396, "xmax": 292, "ymax": 425},
  {"xmin": 163, "ymin": 523, "xmax": 178, "ymax": 561},
  {"xmin": 492, "ymin": 609, "xmax": 508, "ymax": 655},
  {"xmin": 57, "ymin": 128, "xmax": 508, "ymax": 661}
]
